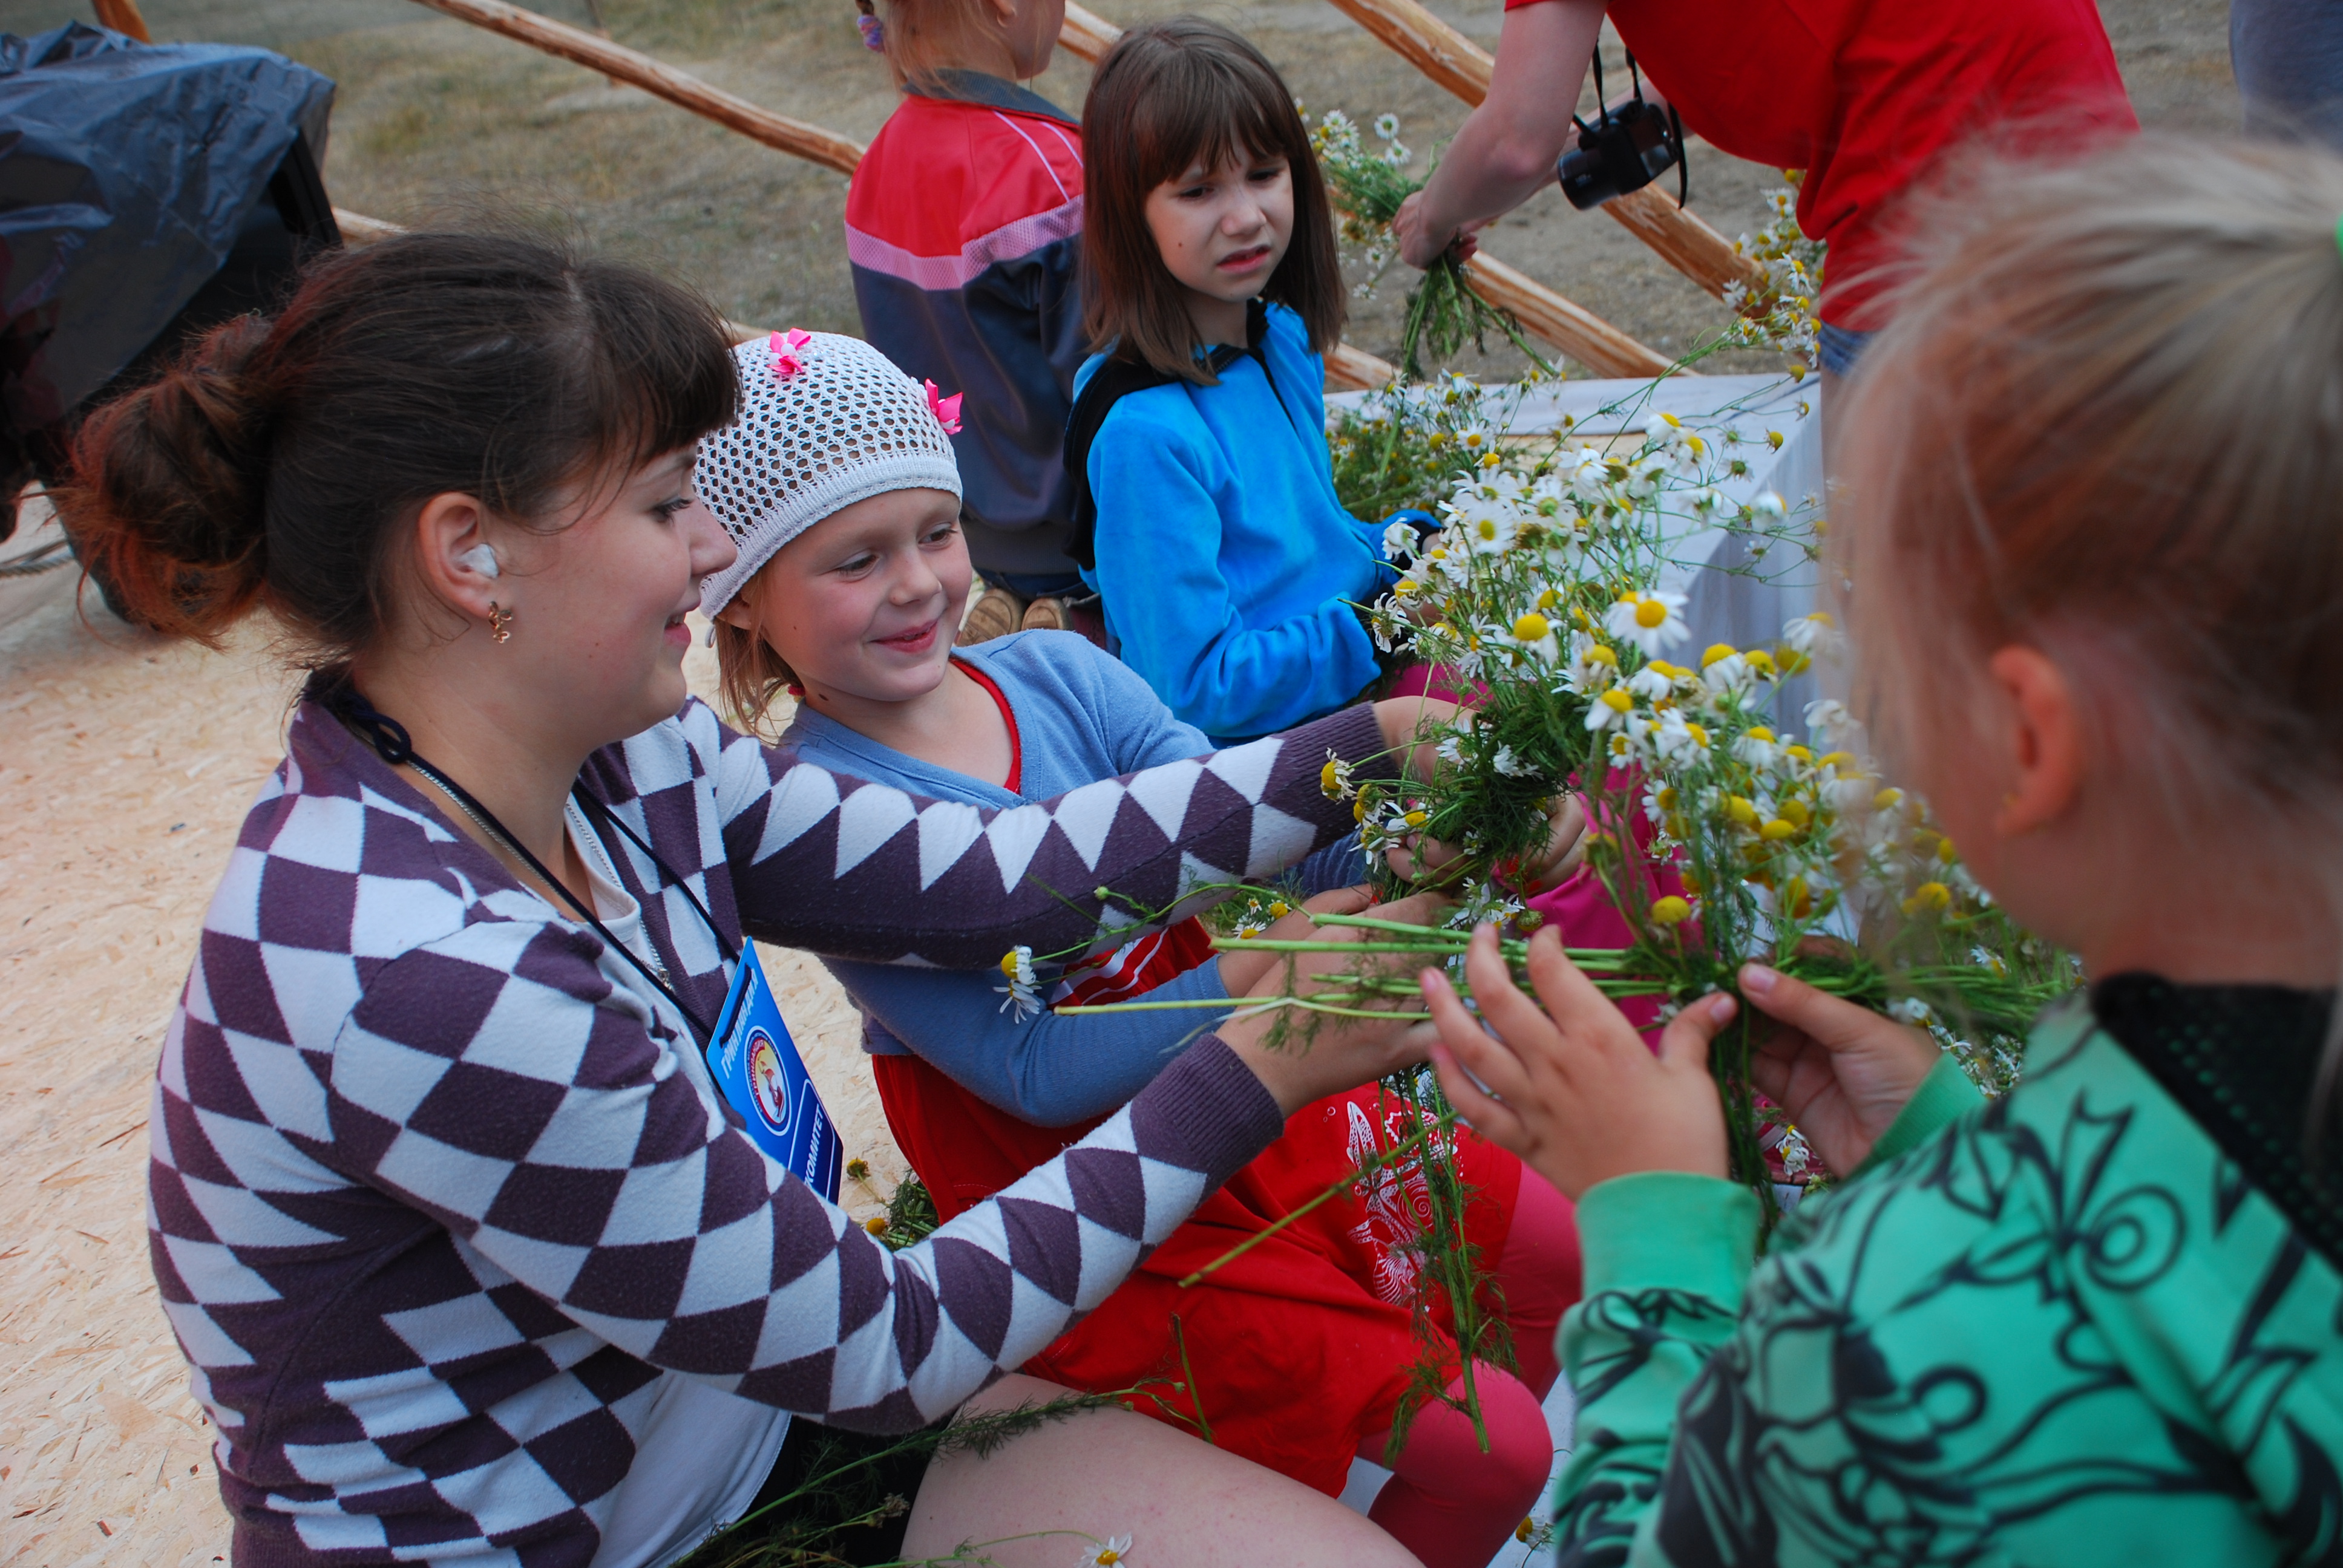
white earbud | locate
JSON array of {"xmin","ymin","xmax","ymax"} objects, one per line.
[{"xmin": 459, "ymin": 544, "xmax": 501, "ymax": 580}]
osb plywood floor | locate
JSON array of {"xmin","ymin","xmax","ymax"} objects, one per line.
[{"xmin": 0, "ymin": 515, "xmax": 906, "ymax": 1567}]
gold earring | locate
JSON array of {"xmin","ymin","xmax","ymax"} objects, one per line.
[{"xmin": 488, "ymin": 603, "xmax": 513, "ymax": 644}]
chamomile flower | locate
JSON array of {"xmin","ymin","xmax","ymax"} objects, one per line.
[
  {"xmin": 1653, "ymin": 709, "xmax": 1711, "ymax": 762},
  {"xmin": 1501, "ymin": 610, "xmax": 1560, "ymax": 663},
  {"xmin": 1374, "ymin": 112, "xmax": 1401, "ymax": 140},
  {"xmin": 1568, "ymin": 636, "xmax": 1620, "ymax": 693},
  {"xmin": 1698, "ymin": 642, "xmax": 1751, "ymax": 696},
  {"xmin": 996, "ymin": 947, "xmax": 1040, "ymax": 1018},
  {"xmin": 1625, "ymin": 662, "xmax": 1680, "ymax": 702},
  {"xmin": 1454, "ymin": 501, "xmax": 1517, "ymax": 555},
  {"xmin": 1492, "ymin": 745, "xmax": 1530, "ymax": 777},
  {"xmin": 1078, "ymin": 1535, "xmax": 1134, "ymax": 1566},
  {"xmin": 1747, "ymin": 490, "xmax": 1788, "ymax": 522},
  {"xmin": 1732, "ymin": 725, "xmax": 1780, "ymax": 769},
  {"xmin": 1320, "ymin": 751, "xmax": 1355, "ymax": 800},
  {"xmin": 1781, "ymin": 610, "xmax": 1843, "ymax": 658},
  {"xmin": 1381, "ymin": 517, "xmax": 1424, "ymax": 561},
  {"xmin": 1584, "ymin": 687, "xmax": 1636, "ymax": 733},
  {"xmin": 1604, "ymin": 589, "xmax": 1691, "ymax": 655}
]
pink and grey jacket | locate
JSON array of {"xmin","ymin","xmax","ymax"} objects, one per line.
[
  {"xmin": 845, "ymin": 73, "xmax": 1085, "ymax": 581},
  {"xmin": 148, "ymin": 694, "xmax": 1389, "ymax": 1564}
]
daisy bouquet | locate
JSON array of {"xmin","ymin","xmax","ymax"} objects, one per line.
[
  {"xmin": 1309, "ymin": 110, "xmax": 1552, "ymax": 380},
  {"xmin": 1303, "ymin": 398, "xmax": 2074, "ymax": 1213}
]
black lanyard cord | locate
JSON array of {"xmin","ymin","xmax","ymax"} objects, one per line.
[
  {"xmin": 318, "ymin": 681, "xmax": 722, "ymax": 1045},
  {"xmin": 568, "ymin": 788, "xmax": 742, "ymax": 968}
]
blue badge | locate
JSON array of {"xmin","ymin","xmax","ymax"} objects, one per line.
[{"xmin": 706, "ymin": 944, "xmax": 843, "ymax": 1202}]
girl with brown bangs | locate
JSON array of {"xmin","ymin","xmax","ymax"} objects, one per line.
[{"xmin": 1067, "ymin": 19, "xmax": 1415, "ymax": 746}]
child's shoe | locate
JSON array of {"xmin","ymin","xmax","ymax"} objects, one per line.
[
  {"xmin": 1020, "ymin": 596, "xmax": 1069, "ymax": 633},
  {"xmin": 958, "ymin": 586, "xmax": 1024, "ymax": 645}
]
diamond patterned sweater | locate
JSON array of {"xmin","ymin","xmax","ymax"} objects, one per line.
[{"xmin": 149, "ymin": 696, "xmax": 1388, "ymax": 1566}]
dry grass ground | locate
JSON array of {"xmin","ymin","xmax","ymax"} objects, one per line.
[{"xmin": 0, "ymin": 0, "xmax": 2242, "ymax": 1561}]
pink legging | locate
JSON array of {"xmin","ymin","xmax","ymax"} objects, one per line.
[{"xmin": 1362, "ymin": 1172, "xmax": 1581, "ymax": 1568}]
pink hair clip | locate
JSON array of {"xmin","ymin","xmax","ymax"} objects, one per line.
[
  {"xmin": 769, "ymin": 328, "xmax": 813, "ymax": 379},
  {"xmin": 923, "ymin": 378, "xmax": 963, "ymax": 435}
]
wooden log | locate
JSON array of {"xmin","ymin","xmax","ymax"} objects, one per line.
[
  {"xmin": 1464, "ymin": 253, "xmax": 1671, "ymax": 379},
  {"xmin": 337, "ymin": 208, "xmax": 770, "ymax": 344},
  {"xmin": 1314, "ymin": 0, "xmax": 1763, "ymax": 302},
  {"xmin": 92, "ymin": 0, "xmax": 151, "ymax": 39},
  {"xmin": 1057, "ymin": 1, "xmax": 1673, "ymax": 375},
  {"xmin": 1325, "ymin": 341, "xmax": 1399, "ymax": 390},
  {"xmin": 405, "ymin": 0, "xmax": 867, "ymax": 177},
  {"xmin": 1058, "ymin": 1, "xmax": 1121, "ymax": 64}
]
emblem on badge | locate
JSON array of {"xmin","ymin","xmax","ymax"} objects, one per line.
[{"xmin": 746, "ymin": 1028, "xmax": 790, "ymax": 1133}]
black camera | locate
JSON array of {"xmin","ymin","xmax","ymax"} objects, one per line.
[{"xmin": 1555, "ymin": 50, "xmax": 1688, "ymax": 211}]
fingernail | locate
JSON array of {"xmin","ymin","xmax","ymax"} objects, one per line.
[
  {"xmin": 1710, "ymin": 993, "xmax": 1738, "ymax": 1021},
  {"xmin": 1741, "ymin": 964, "xmax": 1779, "ymax": 995}
]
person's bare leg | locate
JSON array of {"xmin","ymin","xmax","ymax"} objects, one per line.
[{"xmin": 902, "ymin": 1374, "xmax": 1424, "ymax": 1567}]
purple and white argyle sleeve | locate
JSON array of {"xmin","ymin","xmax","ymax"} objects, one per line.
[
  {"xmin": 708, "ymin": 702, "xmax": 1395, "ymax": 965},
  {"xmin": 327, "ymin": 917, "xmax": 1285, "ymax": 1428}
]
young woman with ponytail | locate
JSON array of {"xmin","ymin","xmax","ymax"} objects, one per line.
[{"xmin": 61, "ymin": 231, "xmax": 1460, "ymax": 1568}]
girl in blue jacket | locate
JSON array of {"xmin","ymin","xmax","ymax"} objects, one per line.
[{"xmin": 1069, "ymin": 18, "xmax": 1398, "ymax": 743}]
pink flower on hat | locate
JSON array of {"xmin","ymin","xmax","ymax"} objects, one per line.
[
  {"xmin": 923, "ymin": 379, "xmax": 963, "ymax": 435},
  {"xmin": 770, "ymin": 328, "xmax": 814, "ymax": 379}
]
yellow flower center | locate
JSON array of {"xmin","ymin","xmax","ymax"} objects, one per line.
[
  {"xmin": 1634, "ymin": 598, "xmax": 1669, "ymax": 629},
  {"xmin": 999, "ymin": 952, "xmax": 1021, "ymax": 979},
  {"xmin": 1745, "ymin": 650, "xmax": 1778, "ymax": 675},
  {"xmin": 1582, "ymin": 643, "xmax": 1618, "ymax": 667},
  {"xmin": 1403, "ymin": 810, "xmax": 1429, "ymax": 828},
  {"xmin": 1936, "ymin": 837, "xmax": 1959, "ymax": 865},
  {"xmin": 1648, "ymin": 660, "xmax": 1686, "ymax": 679},
  {"xmin": 1784, "ymin": 745, "xmax": 1814, "ymax": 763},
  {"xmin": 1650, "ymin": 895, "xmax": 1693, "ymax": 926},
  {"xmin": 1268, "ymin": 901, "xmax": 1291, "ymax": 918},
  {"xmin": 1536, "ymin": 587, "xmax": 1563, "ymax": 610},
  {"xmin": 1512, "ymin": 612, "xmax": 1551, "ymax": 642},
  {"xmin": 1684, "ymin": 722, "xmax": 1709, "ymax": 748},
  {"xmin": 1907, "ymin": 880, "xmax": 1953, "ymax": 913},
  {"xmin": 1745, "ymin": 725, "xmax": 1775, "ymax": 742},
  {"xmin": 1601, "ymin": 689, "xmax": 1634, "ymax": 713},
  {"xmin": 1097, "ymin": 1553, "xmax": 1122, "ymax": 1566},
  {"xmin": 1394, "ymin": 580, "xmax": 1420, "ymax": 596},
  {"xmin": 1700, "ymin": 643, "xmax": 1739, "ymax": 668},
  {"xmin": 1815, "ymin": 750, "xmax": 1854, "ymax": 769},
  {"xmin": 865, "ymin": 1216, "xmax": 890, "ymax": 1237},
  {"xmin": 1872, "ymin": 787, "xmax": 1904, "ymax": 811},
  {"xmin": 1777, "ymin": 799, "xmax": 1810, "ymax": 828},
  {"xmin": 1760, "ymin": 818, "xmax": 1797, "ymax": 841},
  {"xmin": 1475, "ymin": 518, "xmax": 1501, "ymax": 540},
  {"xmin": 1726, "ymin": 795, "xmax": 1758, "ymax": 825}
]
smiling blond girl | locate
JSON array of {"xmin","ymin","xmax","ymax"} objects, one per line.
[
  {"xmin": 701, "ymin": 330, "xmax": 1585, "ymax": 1568},
  {"xmin": 1066, "ymin": 19, "xmax": 1407, "ymax": 744}
]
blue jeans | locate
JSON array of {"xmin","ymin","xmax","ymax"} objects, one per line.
[
  {"xmin": 1816, "ymin": 321, "xmax": 1874, "ymax": 379},
  {"xmin": 2234, "ymin": 0, "xmax": 2343, "ymax": 145}
]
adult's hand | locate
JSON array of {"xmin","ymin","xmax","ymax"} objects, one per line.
[
  {"xmin": 1370, "ymin": 693, "xmax": 1461, "ymax": 780},
  {"xmin": 1394, "ymin": 193, "xmax": 1481, "ymax": 270},
  {"xmin": 1217, "ymin": 893, "xmax": 1446, "ymax": 1116},
  {"xmin": 1741, "ymin": 964, "xmax": 1939, "ymax": 1174},
  {"xmin": 1421, "ymin": 924, "xmax": 1732, "ymax": 1197}
]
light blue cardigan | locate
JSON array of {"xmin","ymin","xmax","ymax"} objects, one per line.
[
  {"xmin": 783, "ymin": 630, "xmax": 1370, "ymax": 1125},
  {"xmin": 1075, "ymin": 302, "xmax": 1392, "ymax": 743}
]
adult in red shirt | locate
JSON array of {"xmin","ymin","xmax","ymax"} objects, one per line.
[{"xmin": 1392, "ymin": 0, "xmax": 2137, "ymax": 381}]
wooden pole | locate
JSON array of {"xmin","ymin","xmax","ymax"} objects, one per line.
[
  {"xmin": 405, "ymin": 0, "xmax": 867, "ymax": 177},
  {"xmin": 336, "ymin": 207, "xmax": 771, "ymax": 344},
  {"xmin": 1325, "ymin": 341, "xmax": 1398, "ymax": 390},
  {"xmin": 1055, "ymin": 2, "xmax": 1674, "ymax": 376},
  {"xmin": 1464, "ymin": 254, "xmax": 1670, "ymax": 378},
  {"xmin": 1315, "ymin": 0, "xmax": 1763, "ymax": 302},
  {"xmin": 91, "ymin": 0, "xmax": 151, "ymax": 40}
]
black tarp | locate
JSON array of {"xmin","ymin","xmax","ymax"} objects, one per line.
[{"xmin": 0, "ymin": 21, "xmax": 335, "ymax": 441}]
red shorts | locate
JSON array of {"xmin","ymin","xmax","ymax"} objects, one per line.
[{"xmin": 874, "ymin": 1054, "xmax": 1527, "ymax": 1495}]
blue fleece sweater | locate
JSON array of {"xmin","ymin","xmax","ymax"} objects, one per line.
[
  {"xmin": 1075, "ymin": 302, "xmax": 1391, "ymax": 745},
  {"xmin": 782, "ymin": 630, "xmax": 1371, "ymax": 1125}
]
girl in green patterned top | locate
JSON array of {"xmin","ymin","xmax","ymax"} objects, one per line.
[{"xmin": 1418, "ymin": 135, "xmax": 2343, "ymax": 1567}]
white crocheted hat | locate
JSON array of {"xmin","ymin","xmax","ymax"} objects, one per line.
[{"xmin": 696, "ymin": 330, "xmax": 963, "ymax": 618}]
